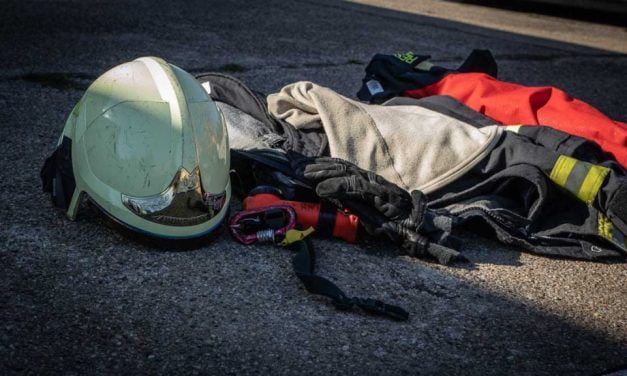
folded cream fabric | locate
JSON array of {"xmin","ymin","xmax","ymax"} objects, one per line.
[{"xmin": 268, "ymin": 81, "xmax": 502, "ymax": 193}]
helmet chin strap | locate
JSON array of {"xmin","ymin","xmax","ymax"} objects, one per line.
[{"xmin": 41, "ymin": 136, "xmax": 78, "ymax": 215}]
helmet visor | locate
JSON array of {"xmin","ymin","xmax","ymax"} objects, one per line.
[{"xmin": 121, "ymin": 167, "xmax": 226, "ymax": 226}]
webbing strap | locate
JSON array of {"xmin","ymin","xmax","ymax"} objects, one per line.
[
  {"xmin": 316, "ymin": 201, "xmax": 337, "ymax": 238},
  {"xmin": 549, "ymin": 155, "xmax": 610, "ymax": 205},
  {"xmin": 41, "ymin": 136, "xmax": 76, "ymax": 210},
  {"xmin": 289, "ymin": 239, "xmax": 409, "ymax": 321}
]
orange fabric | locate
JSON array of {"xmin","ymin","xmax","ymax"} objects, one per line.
[{"xmin": 404, "ymin": 73, "xmax": 627, "ymax": 167}]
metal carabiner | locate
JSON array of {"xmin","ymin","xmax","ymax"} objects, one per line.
[{"xmin": 229, "ymin": 205, "xmax": 297, "ymax": 245}]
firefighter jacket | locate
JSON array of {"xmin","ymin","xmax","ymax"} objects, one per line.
[
  {"xmin": 195, "ymin": 72, "xmax": 626, "ymax": 261},
  {"xmin": 357, "ymin": 50, "xmax": 627, "ymax": 167}
]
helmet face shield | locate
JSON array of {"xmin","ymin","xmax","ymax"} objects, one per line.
[{"xmin": 122, "ymin": 167, "xmax": 227, "ymax": 227}]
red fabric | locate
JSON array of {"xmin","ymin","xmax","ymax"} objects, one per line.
[{"xmin": 404, "ymin": 72, "xmax": 627, "ymax": 167}]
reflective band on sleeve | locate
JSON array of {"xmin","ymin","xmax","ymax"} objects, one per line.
[
  {"xmin": 549, "ymin": 155, "xmax": 578, "ymax": 188},
  {"xmin": 549, "ymin": 155, "xmax": 610, "ymax": 205},
  {"xmin": 577, "ymin": 164, "xmax": 610, "ymax": 205}
]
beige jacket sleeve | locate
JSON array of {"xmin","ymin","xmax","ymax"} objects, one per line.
[{"xmin": 268, "ymin": 81, "xmax": 502, "ymax": 194}]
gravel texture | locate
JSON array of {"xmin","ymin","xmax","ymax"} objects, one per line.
[{"xmin": 1, "ymin": 0, "xmax": 626, "ymax": 374}]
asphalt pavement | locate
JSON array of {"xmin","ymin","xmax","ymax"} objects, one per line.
[{"xmin": 1, "ymin": 0, "xmax": 626, "ymax": 374}]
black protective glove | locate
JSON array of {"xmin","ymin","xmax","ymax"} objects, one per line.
[
  {"xmin": 294, "ymin": 157, "xmax": 463, "ymax": 264},
  {"xmin": 301, "ymin": 158, "xmax": 415, "ymax": 220}
]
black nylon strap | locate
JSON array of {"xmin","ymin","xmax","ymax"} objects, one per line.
[
  {"xmin": 41, "ymin": 149, "xmax": 58, "ymax": 193},
  {"xmin": 290, "ymin": 238, "xmax": 409, "ymax": 321},
  {"xmin": 316, "ymin": 201, "xmax": 337, "ymax": 237},
  {"xmin": 608, "ymin": 181, "xmax": 627, "ymax": 235},
  {"xmin": 41, "ymin": 137, "xmax": 76, "ymax": 210}
]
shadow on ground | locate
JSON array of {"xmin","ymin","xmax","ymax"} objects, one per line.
[{"xmin": 0, "ymin": 0, "xmax": 625, "ymax": 374}]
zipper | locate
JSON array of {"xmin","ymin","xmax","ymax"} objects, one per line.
[{"xmin": 446, "ymin": 205, "xmax": 529, "ymax": 238}]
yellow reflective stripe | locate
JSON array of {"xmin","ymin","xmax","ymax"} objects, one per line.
[
  {"xmin": 549, "ymin": 155, "xmax": 610, "ymax": 205},
  {"xmin": 577, "ymin": 164, "xmax": 610, "ymax": 205},
  {"xmin": 394, "ymin": 51, "xmax": 419, "ymax": 64},
  {"xmin": 597, "ymin": 213, "xmax": 627, "ymax": 251},
  {"xmin": 549, "ymin": 155, "xmax": 578, "ymax": 188},
  {"xmin": 598, "ymin": 213, "xmax": 613, "ymax": 242},
  {"xmin": 503, "ymin": 125, "xmax": 522, "ymax": 133}
]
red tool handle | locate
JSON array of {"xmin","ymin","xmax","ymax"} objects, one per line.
[{"xmin": 243, "ymin": 192, "xmax": 359, "ymax": 243}]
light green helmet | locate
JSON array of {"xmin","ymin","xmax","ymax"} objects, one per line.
[{"xmin": 45, "ymin": 57, "xmax": 230, "ymax": 240}]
